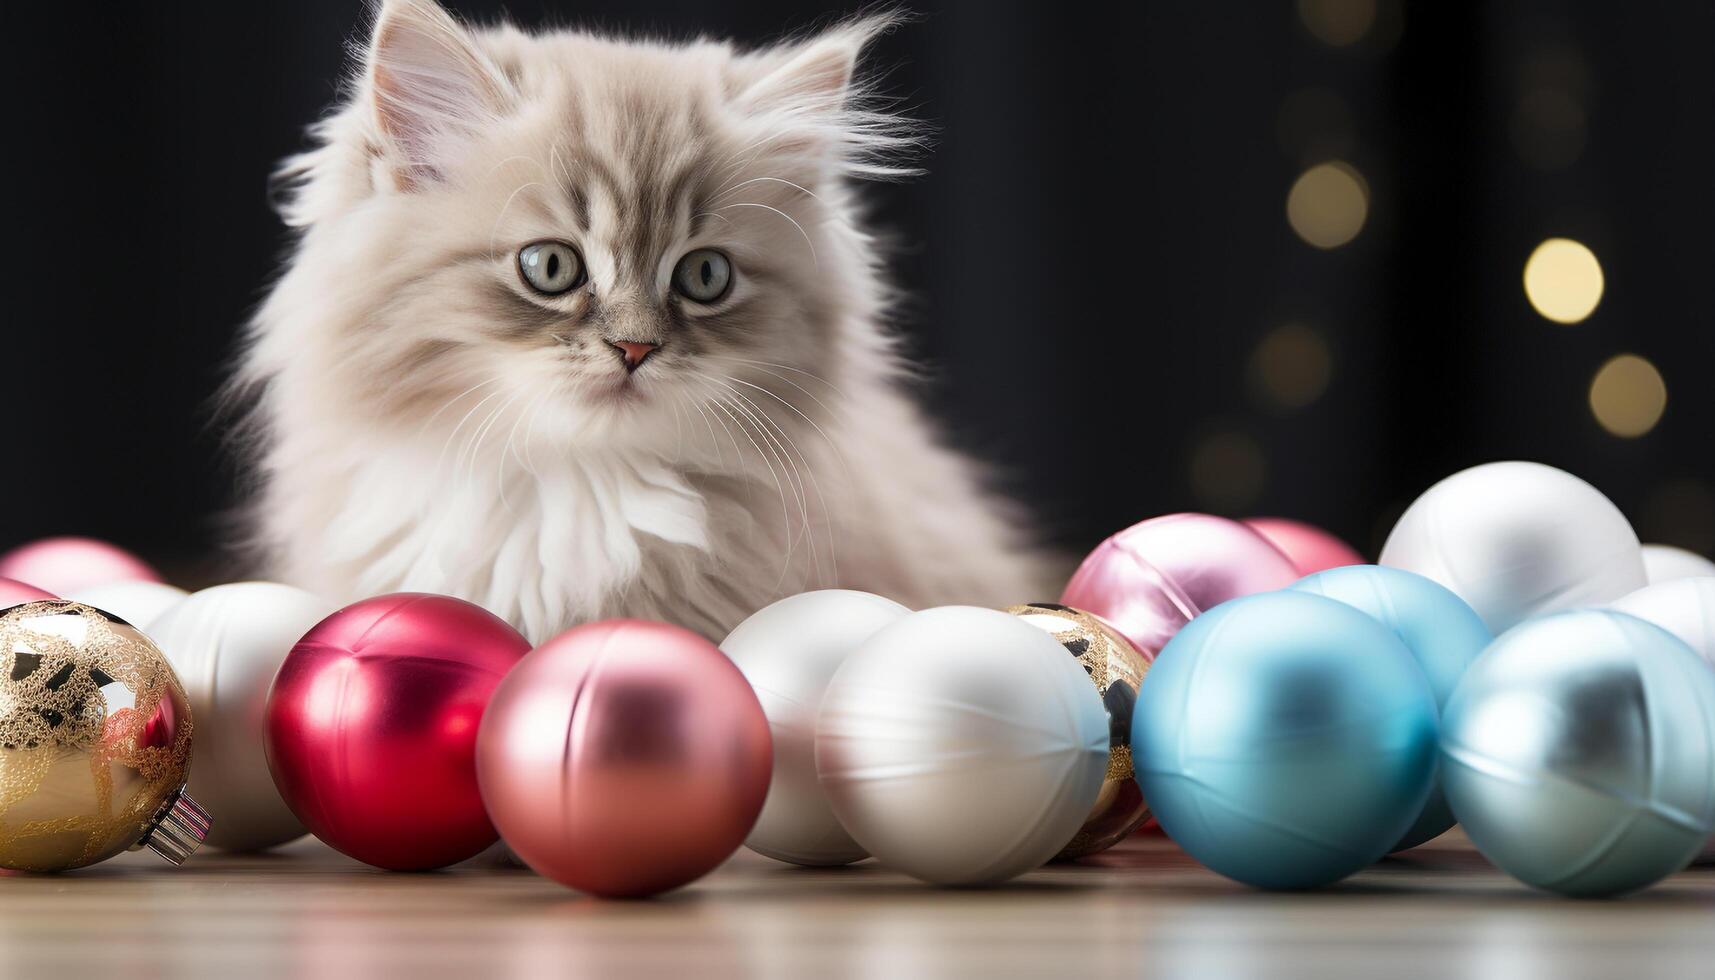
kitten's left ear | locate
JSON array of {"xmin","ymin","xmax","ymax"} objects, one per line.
[
  {"xmin": 732, "ymin": 15, "xmax": 916, "ymax": 179},
  {"xmin": 366, "ymin": 0, "xmax": 510, "ymax": 190}
]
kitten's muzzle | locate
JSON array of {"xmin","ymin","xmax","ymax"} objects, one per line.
[{"xmin": 607, "ymin": 340, "xmax": 659, "ymax": 372}]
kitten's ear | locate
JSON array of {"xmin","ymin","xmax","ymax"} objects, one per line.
[
  {"xmin": 366, "ymin": 0, "xmax": 508, "ymax": 189},
  {"xmin": 733, "ymin": 14, "xmax": 918, "ymax": 180}
]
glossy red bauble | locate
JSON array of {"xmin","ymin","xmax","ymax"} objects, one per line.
[
  {"xmin": 264, "ymin": 593, "xmax": 530, "ymax": 870},
  {"xmin": 1244, "ymin": 517, "xmax": 1365, "ymax": 576}
]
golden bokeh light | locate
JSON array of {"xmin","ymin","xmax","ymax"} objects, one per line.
[
  {"xmin": 1523, "ymin": 238, "xmax": 1604, "ymax": 323},
  {"xmin": 1190, "ymin": 431, "xmax": 1268, "ymax": 510},
  {"xmin": 1249, "ymin": 323, "xmax": 1333, "ymax": 410},
  {"xmin": 1297, "ymin": 0, "xmax": 1376, "ymax": 47},
  {"xmin": 1286, "ymin": 161, "xmax": 1369, "ymax": 249},
  {"xmin": 1588, "ymin": 354, "xmax": 1666, "ymax": 438}
]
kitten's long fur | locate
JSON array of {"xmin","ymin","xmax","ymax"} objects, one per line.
[{"xmin": 239, "ymin": 0, "xmax": 1050, "ymax": 640}]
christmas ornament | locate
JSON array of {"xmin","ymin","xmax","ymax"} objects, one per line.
[
  {"xmin": 1244, "ymin": 517, "xmax": 1364, "ymax": 575},
  {"xmin": 67, "ymin": 581, "xmax": 188, "ymax": 631},
  {"xmin": 0, "ymin": 537, "xmax": 162, "ymax": 594},
  {"xmin": 0, "ymin": 578, "xmax": 54, "ymax": 607},
  {"xmin": 1005, "ymin": 602, "xmax": 1150, "ymax": 859},
  {"xmin": 265, "ymin": 593, "xmax": 528, "ymax": 870},
  {"xmin": 152, "ymin": 582, "xmax": 336, "ymax": 852},
  {"xmin": 1061, "ymin": 513, "xmax": 1299, "ymax": 661},
  {"xmin": 1441, "ymin": 609, "xmax": 1715, "ymax": 897},
  {"xmin": 0, "ymin": 601, "xmax": 209, "ymax": 870},
  {"xmin": 1132, "ymin": 590, "xmax": 1438, "ymax": 890},
  {"xmin": 817, "ymin": 606, "xmax": 1108, "ymax": 885},
  {"xmin": 720, "ymin": 590, "xmax": 908, "ymax": 867},
  {"xmin": 1610, "ymin": 578, "xmax": 1715, "ymax": 664},
  {"xmin": 1642, "ymin": 544, "xmax": 1715, "ymax": 584},
  {"xmin": 477, "ymin": 619, "xmax": 771, "ymax": 897},
  {"xmin": 1380, "ymin": 461, "xmax": 1645, "ymax": 633},
  {"xmin": 1290, "ymin": 565, "xmax": 1490, "ymax": 849}
]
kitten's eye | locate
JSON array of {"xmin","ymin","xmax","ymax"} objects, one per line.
[
  {"xmin": 518, "ymin": 241, "xmax": 584, "ymax": 295},
  {"xmin": 672, "ymin": 249, "xmax": 733, "ymax": 303}
]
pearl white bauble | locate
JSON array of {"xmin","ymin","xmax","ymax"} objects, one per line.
[
  {"xmin": 1380, "ymin": 461, "xmax": 1645, "ymax": 633},
  {"xmin": 149, "ymin": 582, "xmax": 336, "ymax": 851},
  {"xmin": 66, "ymin": 581, "xmax": 188, "ymax": 631},
  {"xmin": 1642, "ymin": 545, "xmax": 1715, "ymax": 584},
  {"xmin": 720, "ymin": 589, "xmax": 910, "ymax": 866},
  {"xmin": 1610, "ymin": 577, "xmax": 1715, "ymax": 664},
  {"xmin": 816, "ymin": 606, "xmax": 1109, "ymax": 885}
]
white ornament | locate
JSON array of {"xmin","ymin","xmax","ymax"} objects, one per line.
[
  {"xmin": 1380, "ymin": 461, "xmax": 1645, "ymax": 633},
  {"xmin": 1611, "ymin": 578, "xmax": 1715, "ymax": 665},
  {"xmin": 1642, "ymin": 544, "xmax": 1715, "ymax": 584},
  {"xmin": 66, "ymin": 581, "xmax": 188, "ymax": 631},
  {"xmin": 149, "ymin": 582, "xmax": 336, "ymax": 851},
  {"xmin": 720, "ymin": 590, "xmax": 909, "ymax": 866},
  {"xmin": 816, "ymin": 605, "xmax": 1108, "ymax": 885}
]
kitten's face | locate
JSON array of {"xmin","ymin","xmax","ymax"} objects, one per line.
[{"xmin": 303, "ymin": 3, "xmax": 884, "ymax": 455}]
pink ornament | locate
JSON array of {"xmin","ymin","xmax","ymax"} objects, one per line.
[
  {"xmin": 0, "ymin": 537, "xmax": 162, "ymax": 594},
  {"xmin": 264, "ymin": 593, "xmax": 530, "ymax": 871},
  {"xmin": 477, "ymin": 619, "xmax": 772, "ymax": 898},
  {"xmin": 1245, "ymin": 517, "xmax": 1365, "ymax": 576},
  {"xmin": 0, "ymin": 577, "xmax": 55, "ymax": 607},
  {"xmin": 1061, "ymin": 513, "xmax": 1300, "ymax": 662}
]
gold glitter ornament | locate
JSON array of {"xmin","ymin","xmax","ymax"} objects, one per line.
[
  {"xmin": 1006, "ymin": 603, "xmax": 1151, "ymax": 859},
  {"xmin": 0, "ymin": 601, "xmax": 208, "ymax": 871}
]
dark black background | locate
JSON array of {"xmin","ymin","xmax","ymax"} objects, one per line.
[{"xmin": 3, "ymin": 1, "xmax": 1711, "ymax": 577}]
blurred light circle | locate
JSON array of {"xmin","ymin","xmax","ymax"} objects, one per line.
[
  {"xmin": 1248, "ymin": 323, "xmax": 1333, "ymax": 410},
  {"xmin": 1523, "ymin": 238, "xmax": 1603, "ymax": 324},
  {"xmin": 1286, "ymin": 161, "xmax": 1368, "ymax": 249},
  {"xmin": 1190, "ymin": 431, "xmax": 1267, "ymax": 510},
  {"xmin": 1296, "ymin": 0, "xmax": 1376, "ymax": 47},
  {"xmin": 1589, "ymin": 354, "xmax": 1667, "ymax": 438}
]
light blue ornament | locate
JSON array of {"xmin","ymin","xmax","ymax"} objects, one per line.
[
  {"xmin": 1131, "ymin": 590, "xmax": 1439, "ymax": 889},
  {"xmin": 1441, "ymin": 609, "xmax": 1715, "ymax": 897},
  {"xmin": 1290, "ymin": 564, "xmax": 1491, "ymax": 849}
]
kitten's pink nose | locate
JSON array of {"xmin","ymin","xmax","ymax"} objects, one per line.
[{"xmin": 609, "ymin": 340, "xmax": 658, "ymax": 370}]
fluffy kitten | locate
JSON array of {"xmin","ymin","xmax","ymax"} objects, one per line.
[{"xmin": 238, "ymin": 0, "xmax": 1049, "ymax": 641}]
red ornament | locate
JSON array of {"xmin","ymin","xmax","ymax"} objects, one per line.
[
  {"xmin": 477, "ymin": 619, "xmax": 772, "ymax": 898},
  {"xmin": 264, "ymin": 593, "xmax": 530, "ymax": 870},
  {"xmin": 0, "ymin": 577, "xmax": 55, "ymax": 607},
  {"xmin": 1244, "ymin": 517, "xmax": 1365, "ymax": 576},
  {"xmin": 0, "ymin": 537, "xmax": 161, "ymax": 594}
]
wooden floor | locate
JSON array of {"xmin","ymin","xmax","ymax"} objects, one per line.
[{"xmin": 5, "ymin": 831, "xmax": 1714, "ymax": 978}]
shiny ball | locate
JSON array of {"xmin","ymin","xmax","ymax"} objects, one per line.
[
  {"xmin": 0, "ymin": 601, "xmax": 200, "ymax": 870},
  {"xmin": 0, "ymin": 537, "xmax": 162, "ymax": 594},
  {"xmin": 1441, "ymin": 609, "xmax": 1715, "ymax": 897},
  {"xmin": 67, "ymin": 581, "xmax": 188, "ymax": 631},
  {"xmin": 0, "ymin": 578, "xmax": 55, "ymax": 608},
  {"xmin": 152, "ymin": 583, "xmax": 336, "ymax": 852},
  {"xmin": 1062, "ymin": 513, "xmax": 1300, "ymax": 661},
  {"xmin": 1380, "ymin": 461, "xmax": 1645, "ymax": 633},
  {"xmin": 720, "ymin": 590, "xmax": 908, "ymax": 867},
  {"xmin": 477, "ymin": 619, "xmax": 772, "ymax": 897},
  {"xmin": 265, "ymin": 593, "xmax": 529, "ymax": 870},
  {"xmin": 1245, "ymin": 517, "xmax": 1365, "ymax": 575},
  {"xmin": 1642, "ymin": 544, "xmax": 1715, "ymax": 584},
  {"xmin": 1610, "ymin": 578, "xmax": 1715, "ymax": 664},
  {"xmin": 818, "ymin": 606, "xmax": 1108, "ymax": 885},
  {"xmin": 1006, "ymin": 603, "xmax": 1151, "ymax": 859},
  {"xmin": 1133, "ymin": 591, "xmax": 1438, "ymax": 889},
  {"xmin": 1290, "ymin": 565, "xmax": 1491, "ymax": 849}
]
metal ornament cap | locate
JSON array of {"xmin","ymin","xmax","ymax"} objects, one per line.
[{"xmin": 141, "ymin": 791, "xmax": 211, "ymax": 865}]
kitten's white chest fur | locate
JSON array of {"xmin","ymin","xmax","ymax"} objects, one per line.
[{"xmin": 242, "ymin": 1, "xmax": 1049, "ymax": 640}]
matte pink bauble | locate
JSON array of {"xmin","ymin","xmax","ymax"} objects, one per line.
[
  {"xmin": 0, "ymin": 537, "xmax": 161, "ymax": 594},
  {"xmin": 264, "ymin": 593, "xmax": 530, "ymax": 871},
  {"xmin": 477, "ymin": 619, "xmax": 772, "ymax": 898},
  {"xmin": 0, "ymin": 578, "xmax": 55, "ymax": 607},
  {"xmin": 1061, "ymin": 513, "xmax": 1299, "ymax": 662},
  {"xmin": 1245, "ymin": 517, "xmax": 1365, "ymax": 576}
]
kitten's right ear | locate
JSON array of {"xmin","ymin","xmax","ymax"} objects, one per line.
[{"xmin": 365, "ymin": 0, "xmax": 508, "ymax": 190}]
